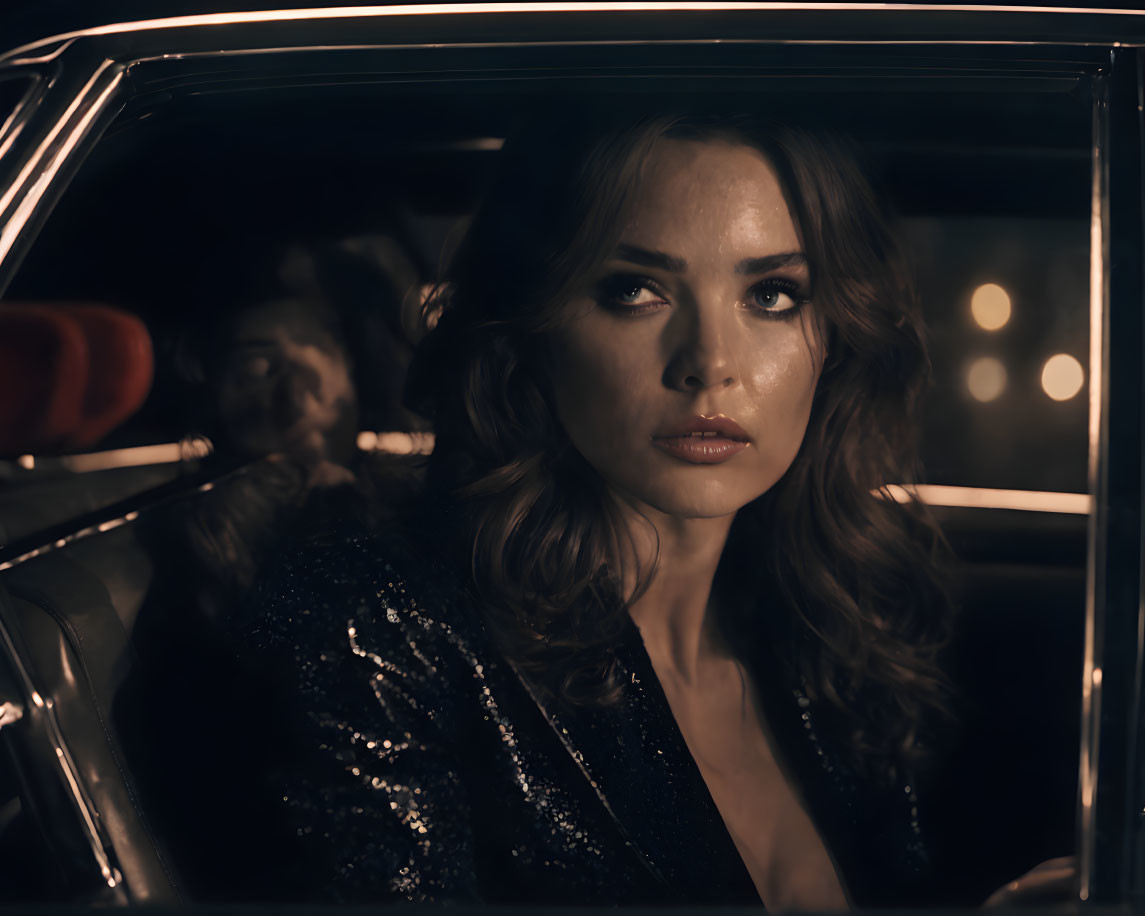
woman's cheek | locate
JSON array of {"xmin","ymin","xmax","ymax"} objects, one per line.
[
  {"xmin": 549, "ymin": 338, "xmax": 612, "ymax": 458},
  {"xmin": 745, "ymin": 327, "xmax": 822, "ymax": 404},
  {"xmin": 573, "ymin": 363, "xmax": 642, "ymax": 464},
  {"xmin": 740, "ymin": 350, "xmax": 819, "ymax": 474},
  {"xmin": 559, "ymin": 321, "xmax": 647, "ymax": 406}
]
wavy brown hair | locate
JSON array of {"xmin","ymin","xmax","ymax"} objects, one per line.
[{"xmin": 408, "ymin": 103, "xmax": 953, "ymax": 776}]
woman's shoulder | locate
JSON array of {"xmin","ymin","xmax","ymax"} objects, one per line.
[
  {"xmin": 238, "ymin": 515, "xmax": 483, "ymax": 667},
  {"xmin": 225, "ymin": 518, "xmax": 492, "ymax": 904}
]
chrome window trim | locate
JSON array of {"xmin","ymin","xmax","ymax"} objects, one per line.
[
  {"xmin": 1078, "ymin": 48, "xmax": 1145, "ymax": 906},
  {"xmin": 0, "ymin": 57, "xmax": 125, "ymax": 286},
  {"xmin": 1080, "ymin": 63, "xmax": 1109, "ymax": 904},
  {"xmin": 112, "ymin": 41, "xmax": 1141, "ymax": 63},
  {"xmin": 2, "ymin": 3, "xmax": 1145, "ymax": 64},
  {"xmin": 0, "ymin": 73, "xmax": 46, "ymax": 166},
  {"xmin": 3, "ymin": 3, "xmax": 1145, "ymax": 68}
]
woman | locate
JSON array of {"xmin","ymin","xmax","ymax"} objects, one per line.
[{"xmin": 244, "ymin": 106, "xmax": 1071, "ymax": 908}]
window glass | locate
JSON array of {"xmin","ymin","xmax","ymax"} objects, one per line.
[
  {"xmin": 6, "ymin": 82, "xmax": 1094, "ymax": 492},
  {"xmin": 914, "ymin": 216, "xmax": 1088, "ymax": 493},
  {"xmin": 0, "ymin": 68, "xmax": 1095, "ymax": 906}
]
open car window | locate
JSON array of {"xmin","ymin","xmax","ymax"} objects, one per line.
[{"xmin": 0, "ymin": 5, "xmax": 1140, "ymax": 910}]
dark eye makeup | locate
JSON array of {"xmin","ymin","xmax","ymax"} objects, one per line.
[
  {"xmin": 594, "ymin": 274, "xmax": 667, "ymax": 313},
  {"xmin": 745, "ymin": 277, "xmax": 810, "ymax": 319},
  {"xmin": 594, "ymin": 272, "xmax": 810, "ymax": 320}
]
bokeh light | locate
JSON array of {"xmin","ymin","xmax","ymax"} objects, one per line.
[
  {"xmin": 970, "ymin": 283, "xmax": 1012, "ymax": 331},
  {"xmin": 1041, "ymin": 354, "xmax": 1084, "ymax": 401},
  {"xmin": 966, "ymin": 357, "xmax": 1007, "ymax": 403}
]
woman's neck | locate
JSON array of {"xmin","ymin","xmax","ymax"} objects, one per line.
[{"xmin": 621, "ymin": 504, "xmax": 737, "ymax": 685}]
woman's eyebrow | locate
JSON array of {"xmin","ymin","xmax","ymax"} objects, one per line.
[
  {"xmin": 612, "ymin": 243, "xmax": 687, "ymax": 273},
  {"xmin": 736, "ymin": 252, "xmax": 808, "ymax": 274},
  {"xmin": 611, "ymin": 244, "xmax": 806, "ymax": 275}
]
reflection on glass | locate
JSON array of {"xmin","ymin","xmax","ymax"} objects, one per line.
[
  {"xmin": 1041, "ymin": 353, "xmax": 1085, "ymax": 402},
  {"xmin": 970, "ymin": 282, "xmax": 1012, "ymax": 331},
  {"xmin": 966, "ymin": 356, "xmax": 1007, "ymax": 403}
]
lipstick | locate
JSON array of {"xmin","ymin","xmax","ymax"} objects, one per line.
[{"xmin": 652, "ymin": 415, "xmax": 750, "ymax": 465}]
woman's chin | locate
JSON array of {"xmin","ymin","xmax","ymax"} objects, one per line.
[{"xmin": 634, "ymin": 487, "xmax": 761, "ymax": 523}]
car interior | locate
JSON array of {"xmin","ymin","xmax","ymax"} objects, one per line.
[{"xmin": 0, "ymin": 54, "xmax": 1092, "ymax": 905}]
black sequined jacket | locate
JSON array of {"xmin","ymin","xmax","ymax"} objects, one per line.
[{"xmin": 242, "ymin": 526, "xmax": 935, "ymax": 907}]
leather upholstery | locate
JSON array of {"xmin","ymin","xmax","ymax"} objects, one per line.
[{"xmin": 0, "ymin": 539, "xmax": 181, "ymax": 902}]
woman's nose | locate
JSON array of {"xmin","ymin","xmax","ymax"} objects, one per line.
[{"xmin": 664, "ymin": 305, "xmax": 736, "ymax": 392}]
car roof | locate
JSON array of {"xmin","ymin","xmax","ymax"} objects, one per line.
[{"xmin": 4, "ymin": 0, "xmax": 1145, "ymax": 63}]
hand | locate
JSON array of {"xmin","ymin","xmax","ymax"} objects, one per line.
[{"xmin": 984, "ymin": 856, "xmax": 1077, "ymax": 907}]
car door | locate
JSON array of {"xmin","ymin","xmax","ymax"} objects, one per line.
[{"xmin": 0, "ymin": 3, "xmax": 1140, "ymax": 908}]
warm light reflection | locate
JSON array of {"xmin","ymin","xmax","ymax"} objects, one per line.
[
  {"xmin": 881, "ymin": 484, "xmax": 1091, "ymax": 515},
  {"xmin": 5, "ymin": 437, "xmax": 213, "ymax": 477},
  {"xmin": 966, "ymin": 356, "xmax": 1007, "ymax": 402},
  {"xmin": 1041, "ymin": 353, "xmax": 1085, "ymax": 401},
  {"xmin": 970, "ymin": 283, "xmax": 1011, "ymax": 330},
  {"xmin": 0, "ymin": 702, "xmax": 24, "ymax": 728},
  {"xmin": 358, "ymin": 430, "xmax": 435, "ymax": 455},
  {"xmin": 60, "ymin": 439, "xmax": 210, "ymax": 473}
]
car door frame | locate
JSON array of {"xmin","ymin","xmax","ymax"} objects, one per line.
[{"xmin": 0, "ymin": 4, "xmax": 1141, "ymax": 906}]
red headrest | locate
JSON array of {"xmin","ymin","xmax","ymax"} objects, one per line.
[{"xmin": 0, "ymin": 303, "xmax": 154, "ymax": 455}]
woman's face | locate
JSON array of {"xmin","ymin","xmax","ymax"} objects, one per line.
[{"xmin": 547, "ymin": 138, "xmax": 826, "ymax": 521}]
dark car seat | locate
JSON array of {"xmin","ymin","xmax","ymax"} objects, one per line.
[
  {"xmin": 0, "ymin": 301, "xmax": 182, "ymax": 902},
  {"xmin": 0, "ymin": 523, "xmax": 180, "ymax": 902},
  {"xmin": 925, "ymin": 505, "xmax": 1085, "ymax": 903},
  {"xmin": 0, "ymin": 466, "xmax": 301, "ymax": 904}
]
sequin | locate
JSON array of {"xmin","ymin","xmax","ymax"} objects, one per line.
[{"xmin": 242, "ymin": 526, "xmax": 937, "ymax": 906}]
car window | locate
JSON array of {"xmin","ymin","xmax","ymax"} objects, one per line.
[
  {"xmin": 913, "ymin": 215, "xmax": 1088, "ymax": 494},
  {"xmin": 0, "ymin": 22, "xmax": 1134, "ymax": 909}
]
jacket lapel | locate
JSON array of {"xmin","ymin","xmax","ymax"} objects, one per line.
[{"xmin": 508, "ymin": 619, "xmax": 761, "ymax": 905}]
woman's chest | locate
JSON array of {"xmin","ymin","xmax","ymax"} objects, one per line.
[
  {"xmin": 453, "ymin": 656, "xmax": 762, "ymax": 905},
  {"xmin": 657, "ymin": 665, "xmax": 849, "ymax": 910},
  {"xmin": 450, "ymin": 633, "xmax": 929, "ymax": 907}
]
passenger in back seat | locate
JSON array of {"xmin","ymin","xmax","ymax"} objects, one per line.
[
  {"xmin": 165, "ymin": 233, "xmax": 428, "ymax": 613},
  {"xmin": 114, "ymin": 233, "xmax": 428, "ymax": 899}
]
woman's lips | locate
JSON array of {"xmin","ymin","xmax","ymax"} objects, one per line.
[
  {"xmin": 651, "ymin": 416, "xmax": 751, "ymax": 465},
  {"xmin": 652, "ymin": 434, "xmax": 749, "ymax": 464}
]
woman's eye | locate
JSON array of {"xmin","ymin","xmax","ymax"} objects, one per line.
[
  {"xmin": 596, "ymin": 275, "xmax": 666, "ymax": 312},
  {"xmin": 747, "ymin": 280, "xmax": 807, "ymax": 318}
]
